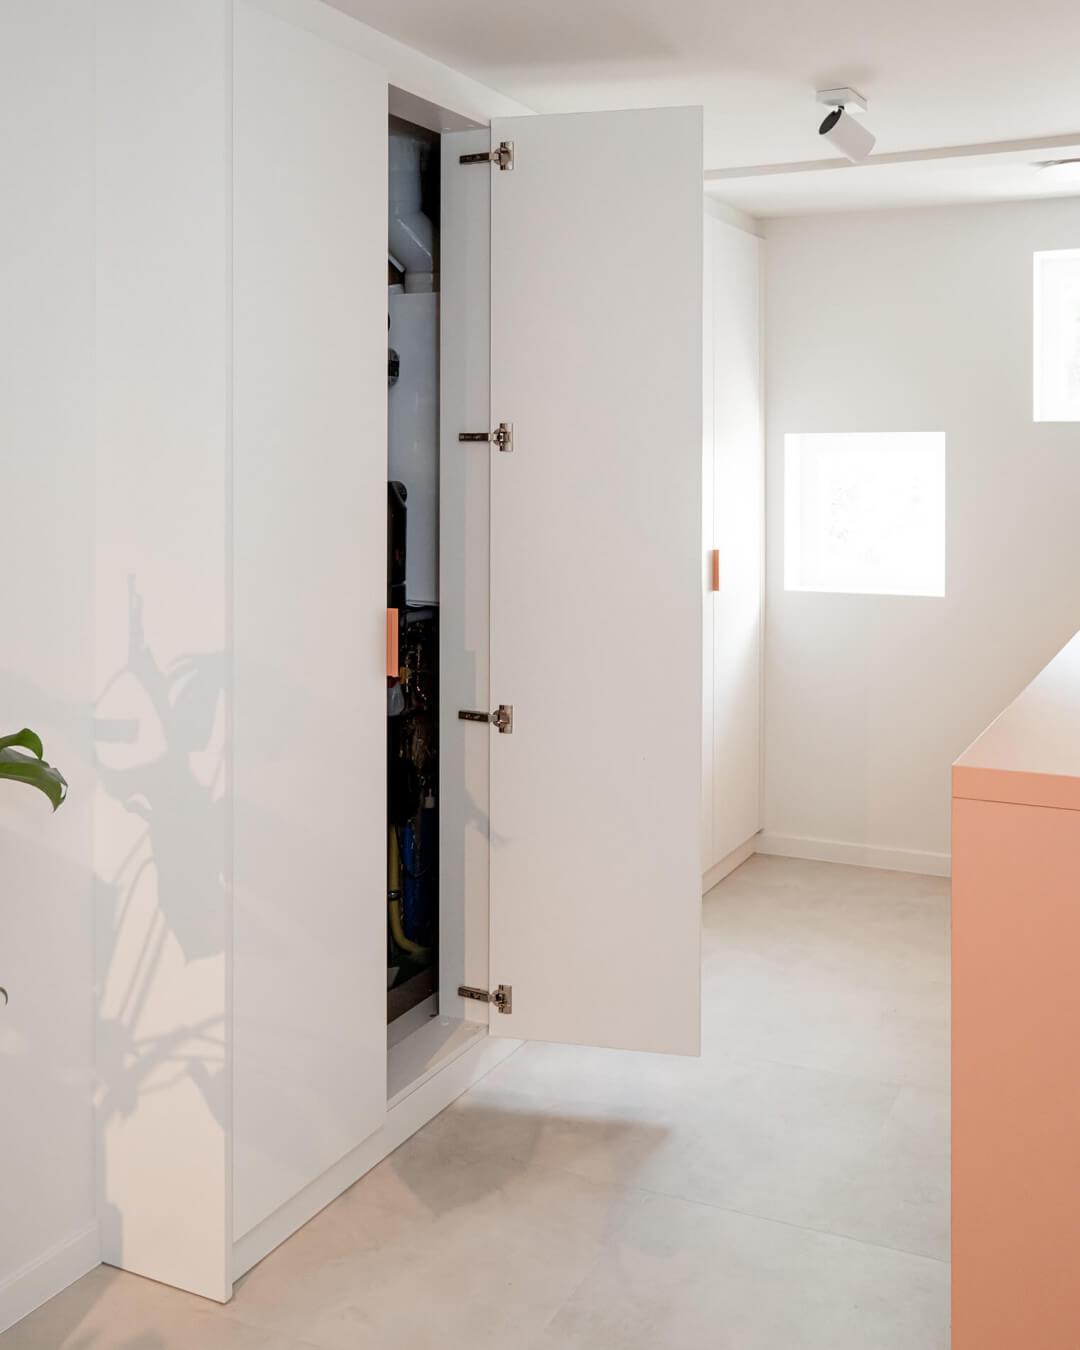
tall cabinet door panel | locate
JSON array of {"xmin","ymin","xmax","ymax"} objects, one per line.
[
  {"xmin": 439, "ymin": 129, "xmax": 493, "ymax": 1023},
  {"xmin": 707, "ymin": 216, "xmax": 763, "ymax": 866},
  {"xmin": 487, "ymin": 108, "xmax": 703, "ymax": 1055},
  {"xmin": 233, "ymin": 0, "xmax": 388, "ymax": 1239}
]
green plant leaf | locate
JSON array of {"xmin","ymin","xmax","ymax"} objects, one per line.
[
  {"xmin": 0, "ymin": 728, "xmax": 44, "ymax": 759},
  {"xmin": 0, "ymin": 748, "xmax": 68, "ymax": 811}
]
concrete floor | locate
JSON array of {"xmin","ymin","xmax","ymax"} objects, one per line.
[{"xmin": 3, "ymin": 855, "xmax": 951, "ymax": 1349}]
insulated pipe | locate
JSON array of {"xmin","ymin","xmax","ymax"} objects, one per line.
[
  {"xmin": 388, "ymin": 826, "xmax": 428, "ymax": 957},
  {"xmin": 389, "ymin": 897, "xmax": 427, "ymax": 957},
  {"xmin": 388, "ymin": 131, "xmax": 434, "ymax": 293}
]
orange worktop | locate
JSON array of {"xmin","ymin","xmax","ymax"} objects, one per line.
[{"xmin": 952, "ymin": 626, "xmax": 1080, "ymax": 1350}]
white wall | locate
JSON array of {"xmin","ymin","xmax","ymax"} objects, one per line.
[
  {"xmin": 0, "ymin": 1, "xmax": 99, "ymax": 1329},
  {"xmin": 763, "ymin": 198, "xmax": 1080, "ymax": 873}
]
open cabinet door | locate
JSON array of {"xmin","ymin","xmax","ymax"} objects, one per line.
[{"xmin": 487, "ymin": 108, "xmax": 703, "ymax": 1054}]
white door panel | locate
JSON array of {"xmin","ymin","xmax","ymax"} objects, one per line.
[
  {"xmin": 702, "ymin": 217, "xmax": 717, "ymax": 873},
  {"xmin": 487, "ymin": 108, "xmax": 703, "ymax": 1055},
  {"xmin": 707, "ymin": 218, "xmax": 764, "ymax": 864},
  {"xmin": 233, "ymin": 0, "xmax": 388, "ymax": 1238},
  {"xmin": 439, "ymin": 129, "xmax": 492, "ymax": 1023}
]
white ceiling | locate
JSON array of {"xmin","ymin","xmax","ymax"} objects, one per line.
[{"xmin": 337, "ymin": 0, "xmax": 1080, "ymax": 214}]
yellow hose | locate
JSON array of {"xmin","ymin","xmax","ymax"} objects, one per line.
[
  {"xmin": 388, "ymin": 823, "xmax": 402, "ymax": 891},
  {"xmin": 388, "ymin": 826, "xmax": 428, "ymax": 957}
]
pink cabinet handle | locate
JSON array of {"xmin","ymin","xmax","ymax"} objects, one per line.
[{"xmin": 386, "ymin": 609, "xmax": 398, "ymax": 678}]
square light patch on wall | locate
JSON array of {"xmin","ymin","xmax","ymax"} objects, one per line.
[
  {"xmin": 1034, "ymin": 248, "xmax": 1080, "ymax": 422},
  {"xmin": 784, "ymin": 432, "xmax": 946, "ymax": 597}
]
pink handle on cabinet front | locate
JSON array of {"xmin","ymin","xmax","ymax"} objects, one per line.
[{"xmin": 386, "ymin": 609, "xmax": 398, "ymax": 679}]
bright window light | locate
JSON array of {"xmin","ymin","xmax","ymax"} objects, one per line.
[
  {"xmin": 1034, "ymin": 248, "xmax": 1080, "ymax": 422},
  {"xmin": 784, "ymin": 432, "xmax": 946, "ymax": 597}
]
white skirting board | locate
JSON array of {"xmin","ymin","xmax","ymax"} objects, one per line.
[
  {"xmin": 232, "ymin": 1032, "xmax": 522, "ymax": 1281},
  {"xmin": 755, "ymin": 831, "xmax": 951, "ymax": 878},
  {"xmin": 0, "ymin": 1222, "xmax": 100, "ymax": 1336},
  {"xmin": 702, "ymin": 835, "xmax": 759, "ymax": 893}
]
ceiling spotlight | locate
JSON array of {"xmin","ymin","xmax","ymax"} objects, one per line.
[{"xmin": 816, "ymin": 87, "xmax": 876, "ymax": 163}]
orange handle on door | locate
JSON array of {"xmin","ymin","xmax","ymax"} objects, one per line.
[
  {"xmin": 711, "ymin": 549, "xmax": 720, "ymax": 592},
  {"xmin": 386, "ymin": 608, "xmax": 399, "ymax": 678}
]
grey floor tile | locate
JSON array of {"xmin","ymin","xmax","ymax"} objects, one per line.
[
  {"xmin": 2, "ymin": 856, "xmax": 951, "ymax": 1350},
  {"xmin": 527, "ymin": 1188, "xmax": 949, "ymax": 1350}
]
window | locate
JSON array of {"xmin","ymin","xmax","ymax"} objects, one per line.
[
  {"xmin": 784, "ymin": 432, "xmax": 945, "ymax": 597},
  {"xmin": 1034, "ymin": 249, "xmax": 1080, "ymax": 422}
]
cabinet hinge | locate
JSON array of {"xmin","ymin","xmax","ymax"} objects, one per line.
[
  {"xmin": 458, "ymin": 983, "xmax": 513, "ymax": 1014},
  {"xmin": 458, "ymin": 704, "xmax": 513, "ymax": 734},
  {"xmin": 459, "ymin": 140, "xmax": 514, "ymax": 171},
  {"xmin": 459, "ymin": 422, "xmax": 513, "ymax": 453}
]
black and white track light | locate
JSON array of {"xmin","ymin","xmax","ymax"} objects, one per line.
[{"xmin": 816, "ymin": 88, "xmax": 876, "ymax": 163}]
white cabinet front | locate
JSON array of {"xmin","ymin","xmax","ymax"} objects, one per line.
[{"xmin": 486, "ymin": 107, "xmax": 704, "ymax": 1056}]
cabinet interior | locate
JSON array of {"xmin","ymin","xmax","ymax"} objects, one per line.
[
  {"xmin": 383, "ymin": 95, "xmax": 493, "ymax": 1098},
  {"xmin": 386, "ymin": 112, "xmax": 442, "ymax": 1029}
]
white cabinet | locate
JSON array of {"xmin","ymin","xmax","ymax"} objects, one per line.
[
  {"xmin": 95, "ymin": 0, "xmax": 232, "ymax": 1300},
  {"xmin": 701, "ymin": 212, "xmax": 765, "ymax": 885},
  {"xmin": 487, "ymin": 109, "xmax": 703, "ymax": 1055},
  {"xmin": 94, "ymin": 0, "xmax": 704, "ymax": 1303},
  {"xmin": 231, "ymin": 0, "xmax": 390, "ymax": 1242}
]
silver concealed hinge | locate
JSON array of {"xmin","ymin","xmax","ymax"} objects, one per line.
[
  {"xmin": 458, "ymin": 983, "xmax": 513, "ymax": 1014},
  {"xmin": 458, "ymin": 704, "xmax": 513, "ymax": 734},
  {"xmin": 459, "ymin": 422, "xmax": 513, "ymax": 453},
  {"xmin": 459, "ymin": 140, "xmax": 514, "ymax": 171}
]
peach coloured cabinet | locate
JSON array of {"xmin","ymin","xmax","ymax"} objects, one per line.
[{"xmin": 952, "ymin": 630, "xmax": 1080, "ymax": 1349}]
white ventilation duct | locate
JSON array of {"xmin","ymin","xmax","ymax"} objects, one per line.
[{"xmin": 388, "ymin": 131, "xmax": 434, "ymax": 293}]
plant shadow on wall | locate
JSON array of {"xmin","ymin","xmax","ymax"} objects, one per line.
[
  {"xmin": 92, "ymin": 577, "xmax": 229, "ymax": 1292},
  {"xmin": 0, "ymin": 675, "xmax": 102, "ymax": 1349},
  {"xmin": 2, "ymin": 570, "xmax": 508, "ymax": 1343},
  {"xmin": 2, "ymin": 573, "xmax": 323, "ymax": 1348},
  {"xmin": 0, "ymin": 610, "xmax": 172, "ymax": 1349},
  {"xmin": 93, "ymin": 576, "xmax": 376, "ymax": 1311}
]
